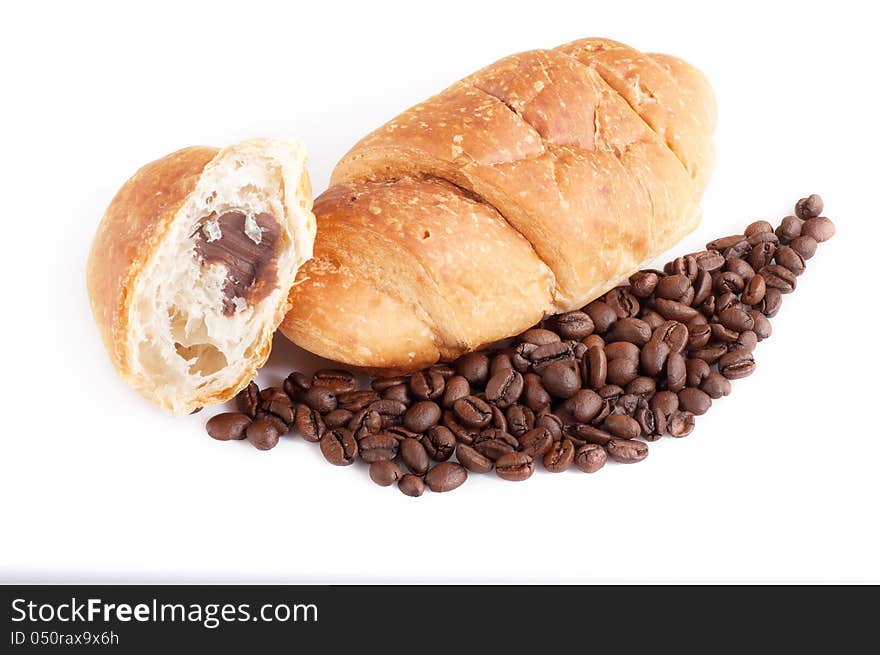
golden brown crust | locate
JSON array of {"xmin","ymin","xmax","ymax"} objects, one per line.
[
  {"xmin": 86, "ymin": 146, "xmax": 218, "ymax": 375},
  {"xmin": 281, "ymin": 38, "xmax": 716, "ymax": 371}
]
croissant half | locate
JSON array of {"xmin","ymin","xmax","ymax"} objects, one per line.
[{"xmin": 281, "ymin": 38, "xmax": 717, "ymax": 371}]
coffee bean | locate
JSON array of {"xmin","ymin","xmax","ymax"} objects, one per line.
[
  {"xmin": 584, "ymin": 301, "xmax": 618, "ymax": 333},
  {"xmin": 424, "ymin": 425, "xmax": 456, "ymax": 461},
  {"xmin": 312, "ymin": 369, "xmax": 357, "ymax": 394},
  {"xmin": 741, "ymin": 274, "xmax": 766, "ymax": 305},
  {"xmin": 304, "ymin": 386, "xmax": 337, "ymax": 413},
  {"xmin": 206, "ymin": 412, "xmax": 251, "ymax": 441},
  {"xmin": 612, "ymin": 393, "xmax": 642, "ymax": 417},
  {"xmin": 713, "ymin": 271, "xmax": 745, "ymax": 296},
  {"xmin": 606, "ymin": 438, "xmax": 648, "ymax": 463},
  {"xmin": 404, "ymin": 401, "xmax": 441, "ymax": 433},
  {"xmin": 626, "ymin": 376, "xmax": 656, "ymax": 397},
  {"xmin": 653, "ymin": 321, "xmax": 689, "ymax": 353},
  {"xmin": 371, "ymin": 376, "xmax": 407, "ymax": 392},
  {"xmin": 496, "ymin": 452, "xmax": 535, "ymax": 481},
  {"xmin": 485, "ymin": 368, "xmax": 524, "ymax": 407},
  {"xmin": 456, "ymin": 352, "xmax": 489, "ymax": 385},
  {"xmin": 700, "ymin": 372, "xmax": 732, "ymax": 399},
  {"xmin": 260, "ymin": 387, "xmax": 288, "ymax": 404},
  {"xmin": 802, "ymin": 216, "xmax": 835, "ymax": 243},
  {"xmin": 369, "ymin": 460, "xmax": 403, "ymax": 487},
  {"xmin": 707, "ymin": 235, "xmax": 747, "ymax": 251},
  {"xmin": 518, "ymin": 328, "xmax": 558, "ymax": 346},
  {"xmin": 795, "ymin": 194, "xmax": 823, "ymax": 220},
  {"xmin": 294, "ymin": 404, "xmax": 326, "ymax": 442},
  {"xmin": 605, "ymin": 287, "xmax": 640, "ymax": 318},
  {"xmin": 338, "ymin": 390, "xmax": 381, "ymax": 412},
  {"xmin": 398, "ymin": 474, "xmax": 425, "ymax": 497},
  {"xmin": 536, "ymin": 411, "xmax": 564, "ymax": 440},
  {"xmin": 692, "ymin": 269, "xmax": 714, "ymax": 306},
  {"xmin": 665, "ymin": 352, "xmax": 687, "ymax": 391},
  {"xmin": 747, "ymin": 241, "xmax": 776, "ymax": 271},
  {"xmin": 640, "ymin": 309, "xmax": 666, "ymax": 330},
  {"xmin": 687, "ymin": 321, "xmax": 711, "ymax": 349},
  {"xmin": 574, "ymin": 443, "xmax": 607, "ymax": 473},
  {"xmin": 694, "ymin": 250, "xmax": 725, "ymax": 272},
  {"xmin": 719, "ymin": 307, "xmax": 755, "ymax": 332},
  {"xmin": 320, "ymin": 428, "xmax": 357, "ymax": 465},
  {"xmin": 369, "ymin": 399, "xmax": 408, "ymax": 425},
  {"xmin": 699, "ymin": 294, "xmax": 716, "ymax": 318},
  {"xmin": 519, "ymin": 427, "xmax": 554, "ymax": 459},
  {"xmin": 725, "ymin": 257, "xmax": 756, "ymax": 282},
  {"xmin": 666, "ymin": 255, "xmax": 699, "ymax": 280},
  {"xmin": 348, "ymin": 408, "xmax": 383, "ymax": 439},
  {"xmin": 529, "ymin": 341, "xmax": 573, "ymax": 373},
  {"xmin": 474, "ymin": 429, "xmax": 518, "ymax": 460},
  {"xmin": 539, "ymin": 361, "xmax": 579, "ymax": 399},
  {"xmin": 758, "ymin": 287, "xmax": 782, "ymax": 317},
  {"xmin": 603, "ymin": 414, "xmax": 641, "ymax": 439},
  {"xmin": 650, "ymin": 391, "xmax": 679, "ymax": 418},
  {"xmin": 730, "ymin": 329, "xmax": 758, "ymax": 352},
  {"xmin": 283, "ymin": 373, "xmax": 310, "ymax": 402},
  {"xmin": 442, "ymin": 411, "xmax": 477, "ymax": 445},
  {"xmin": 451, "ymin": 395, "xmax": 493, "ymax": 429},
  {"xmin": 522, "ymin": 373, "xmax": 551, "ymax": 411},
  {"xmin": 639, "ymin": 340, "xmax": 669, "ymax": 377},
  {"xmin": 604, "ymin": 341, "xmax": 640, "ymax": 362},
  {"xmin": 543, "ymin": 438, "xmax": 576, "ymax": 472},
  {"xmin": 565, "ymin": 424, "xmax": 613, "ymax": 446},
  {"xmin": 456, "ymin": 443, "xmax": 493, "ymax": 473},
  {"xmin": 430, "ymin": 364, "xmax": 456, "ymax": 379},
  {"xmin": 745, "ymin": 220, "xmax": 774, "ymax": 237},
  {"xmin": 581, "ymin": 345, "xmax": 607, "ymax": 390},
  {"xmin": 490, "ymin": 352, "xmax": 514, "ymax": 377},
  {"xmin": 775, "ymin": 245, "xmax": 806, "ymax": 276},
  {"xmin": 760, "ymin": 264, "xmax": 797, "ymax": 293},
  {"xmin": 392, "ymin": 437, "xmax": 427, "ymax": 476},
  {"xmin": 582, "ymin": 334, "xmax": 605, "ymax": 350},
  {"xmin": 688, "ymin": 343, "xmax": 727, "ymax": 364},
  {"xmin": 656, "ymin": 274, "xmax": 692, "ymax": 300},
  {"xmin": 324, "ymin": 408, "xmax": 354, "ymax": 429},
  {"xmin": 790, "ymin": 235, "xmax": 818, "ymax": 260},
  {"xmin": 555, "ymin": 311, "xmax": 595, "ymax": 339},
  {"xmin": 410, "ymin": 369, "xmax": 445, "ymax": 400},
  {"xmin": 441, "ymin": 375, "xmax": 470, "ymax": 409},
  {"xmin": 653, "ymin": 298, "xmax": 700, "ymax": 322},
  {"xmin": 246, "ymin": 418, "xmax": 280, "ymax": 451},
  {"xmin": 776, "ymin": 215, "xmax": 803, "ymax": 243},
  {"xmin": 634, "ymin": 407, "xmax": 659, "ymax": 437},
  {"xmin": 607, "ymin": 357, "xmax": 639, "ymax": 387},
  {"xmin": 668, "ymin": 411, "xmax": 696, "ymax": 437},
  {"xmin": 685, "ymin": 358, "xmax": 711, "ymax": 388},
  {"xmin": 710, "ymin": 322, "xmax": 740, "ymax": 343},
  {"xmin": 236, "ymin": 382, "xmax": 261, "ymax": 417},
  {"xmin": 505, "ymin": 404, "xmax": 535, "ymax": 437},
  {"xmin": 718, "ymin": 350, "xmax": 756, "ymax": 380},
  {"xmin": 358, "ymin": 433, "xmax": 400, "ymax": 463},
  {"xmin": 747, "ymin": 230, "xmax": 779, "ymax": 247},
  {"xmin": 561, "ymin": 389, "xmax": 602, "ymax": 423},
  {"xmin": 629, "ymin": 271, "xmax": 660, "ymax": 297},
  {"xmin": 425, "ymin": 462, "xmax": 467, "ymax": 492},
  {"xmin": 609, "ymin": 317, "xmax": 652, "ymax": 346},
  {"xmin": 382, "ymin": 383, "xmax": 410, "ymax": 403},
  {"xmin": 678, "ymin": 388, "xmax": 712, "ymax": 415}
]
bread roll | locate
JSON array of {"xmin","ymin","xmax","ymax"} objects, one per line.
[
  {"xmin": 281, "ymin": 38, "xmax": 715, "ymax": 371},
  {"xmin": 87, "ymin": 139, "xmax": 315, "ymax": 414}
]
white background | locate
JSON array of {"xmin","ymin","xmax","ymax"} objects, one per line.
[{"xmin": 1, "ymin": 0, "xmax": 877, "ymax": 583}]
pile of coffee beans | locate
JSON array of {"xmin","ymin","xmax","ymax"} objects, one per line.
[{"xmin": 205, "ymin": 195, "xmax": 835, "ymax": 496}]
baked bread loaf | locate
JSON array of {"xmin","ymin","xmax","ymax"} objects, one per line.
[
  {"xmin": 87, "ymin": 139, "xmax": 315, "ymax": 414},
  {"xmin": 281, "ymin": 38, "xmax": 715, "ymax": 371}
]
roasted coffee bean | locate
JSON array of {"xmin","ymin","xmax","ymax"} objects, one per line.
[
  {"xmin": 668, "ymin": 411, "xmax": 696, "ymax": 437},
  {"xmin": 398, "ymin": 474, "xmax": 426, "ymax": 497},
  {"xmin": 790, "ymin": 235, "xmax": 818, "ymax": 260},
  {"xmin": 722, "ymin": 239, "xmax": 751, "ymax": 260},
  {"xmin": 666, "ymin": 255, "xmax": 699, "ymax": 280},
  {"xmin": 607, "ymin": 357, "xmax": 639, "ymax": 387},
  {"xmin": 519, "ymin": 427, "xmax": 554, "ymax": 459},
  {"xmin": 425, "ymin": 462, "xmax": 467, "ymax": 493},
  {"xmin": 571, "ymin": 340, "xmax": 588, "ymax": 361},
  {"xmin": 584, "ymin": 300, "xmax": 618, "ymax": 333},
  {"xmin": 529, "ymin": 341, "xmax": 574, "ymax": 373},
  {"xmin": 424, "ymin": 425, "xmax": 456, "ymax": 460},
  {"xmin": 612, "ymin": 393, "xmax": 642, "ymax": 417},
  {"xmin": 640, "ymin": 309, "xmax": 666, "ymax": 331},
  {"xmin": 700, "ymin": 372, "xmax": 732, "ymax": 399},
  {"xmin": 490, "ymin": 352, "xmax": 514, "ymax": 376},
  {"xmin": 358, "ymin": 433, "xmax": 399, "ymax": 463},
  {"xmin": 283, "ymin": 373, "xmax": 310, "ymax": 402},
  {"xmin": 694, "ymin": 250, "xmax": 725, "ymax": 272},
  {"xmin": 629, "ymin": 271, "xmax": 660, "ymax": 298},
  {"xmin": 609, "ymin": 317, "xmax": 652, "ymax": 346},
  {"xmin": 505, "ymin": 404, "xmax": 535, "ymax": 437},
  {"xmin": 725, "ymin": 257, "xmax": 755, "ymax": 282},
  {"xmin": 707, "ymin": 235, "xmax": 747, "ymax": 251},
  {"xmin": 656, "ymin": 274, "xmax": 692, "ymax": 300},
  {"xmin": 802, "ymin": 216, "xmax": 835, "ymax": 243},
  {"xmin": 442, "ymin": 411, "xmax": 478, "ymax": 445},
  {"xmin": 719, "ymin": 307, "xmax": 755, "ymax": 333},
  {"xmin": 606, "ymin": 438, "xmax": 648, "ymax": 463},
  {"xmin": 236, "ymin": 382, "xmax": 261, "ymax": 417},
  {"xmin": 560, "ymin": 389, "xmax": 602, "ymax": 423},
  {"xmin": 555, "ymin": 311, "xmax": 595, "ymax": 339},
  {"xmin": 496, "ymin": 452, "xmax": 535, "ymax": 481},
  {"xmin": 582, "ymin": 345, "xmax": 607, "ymax": 390},
  {"xmin": 640, "ymin": 340, "xmax": 670, "ymax": 377},
  {"xmin": 294, "ymin": 404, "xmax": 326, "ymax": 443},
  {"xmin": 605, "ymin": 287, "xmax": 640, "ymax": 318},
  {"xmin": 626, "ymin": 376, "xmax": 656, "ymax": 397},
  {"xmin": 718, "ymin": 350, "xmax": 756, "ymax": 380},
  {"xmin": 741, "ymin": 274, "xmax": 766, "ymax": 305},
  {"xmin": 758, "ymin": 287, "xmax": 782, "ymax": 317},
  {"xmin": 747, "ymin": 230, "xmax": 779, "ymax": 247},
  {"xmin": 653, "ymin": 320, "xmax": 689, "ymax": 353},
  {"xmin": 371, "ymin": 376, "xmax": 407, "ymax": 392},
  {"xmin": 540, "ymin": 361, "xmax": 580, "ymax": 399},
  {"xmin": 512, "ymin": 342, "xmax": 537, "ymax": 372},
  {"xmin": 206, "ymin": 412, "xmax": 251, "ymax": 441},
  {"xmin": 319, "ymin": 428, "xmax": 358, "ymax": 465},
  {"xmin": 259, "ymin": 396, "xmax": 295, "ymax": 426},
  {"xmin": 582, "ymin": 334, "xmax": 605, "ymax": 350},
  {"xmin": 699, "ymin": 294, "xmax": 716, "ymax": 318},
  {"xmin": 369, "ymin": 399, "xmax": 408, "ymax": 421},
  {"xmin": 603, "ymin": 414, "xmax": 641, "ymax": 439},
  {"xmin": 715, "ymin": 292, "xmax": 741, "ymax": 314},
  {"xmin": 398, "ymin": 437, "xmax": 429, "ymax": 475},
  {"xmin": 441, "ymin": 375, "xmax": 470, "ymax": 409},
  {"xmin": 713, "ymin": 271, "xmax": 745, "ymax": 295},
  {"xmin": 650, "ymin": 390, "xmax": 679, "ymax": 418},
  {"xmin": 456, "ymin": 352, "xmax": 490, "ymax": 385},
  {"xmin": 474, "ymin": 429, "xmax": 518, "ymax": 460},
  {"xmin": 456, "ymin": 443, "xmax": 494, "ymax": 473},
  {"xmin": 604, "ymin": 341, "xmax": 640, "ymax": 363},
  {"xmin": 692, "ymin": 269, "xmax": 713, "ymax": 306},
  {"xmin": 634, "ymin": 407, "xmax": 659, "ymax": 437},
  {"xmin": 452, "ymin": 396, "xmax": 493, "ymax": 428},
  {"xmin": 490, "ymin": 405, "xmax": 508, "ymax": 432},
  {"xmin": 653, "ymin": 298, "xmax": 700, "ymax": 322},
  {"xmin": 303, "ymin": 386, "xmax": 337, "ymax": 413},
  {"xmin": 760, "ymin": 264, "xmax": 797, "ymax": 293},
  {"xmin": 745, "ymin": 220, "xmax": 774, "ymax": 237},
  {"xmin": 312, "ymin": 369, "xmax": 357, "ymax": 394},
  {"xmin": 409, "ymin": 370, "xmax": 445, "ymax": 400},
  {"xmin": 566, "ymin": 423, "xmax": 612, "ymax": 446},
  {"xmin": 369, "ymin": 460, "xmax": 403, "ymax": 487},
  {"xmin": 543, "ymin": 438, "xmax": 576, "ymax": 472},
  {"xmin": 574, "ymin": 443, "xmax": 607, "ymax": 473},
  {"xmin": 485, "ymin": 369, "xmax": 524, "ymax": 407},
  {"xmin": 382, "ymin": 383, "xmax": 410, "ymax": 403},
  {"xmin": 254, "ymin": 410, "xmax": 289, "ymax": 437},
  {"xmin": 260, "ymin": 387, "xmax": 288, "ymax": 404},
  {"xmin": 689, "ymin": 343, "xmax": 727, "ymax": 364},
  {"xmin": 710, "ymin": 322, "xmax": 740, "ymax": 343},
  {"xmin": 536, "ymin": 411, "xmax": 564, "ymax": 441},
  {"xmin": 404, "ymin": 401, "xmax": 441, "ymax": 433},
  {"xmin": 324, "ymin": 408, "xmax": 354, "ymax": 429},
  {"xmin": 747, "ymin": 311, "xmax": 770, "ymax": 341},
  {"xmin": 776, "ymin": 215, "xmax": 803, "ymax": 243},
  {"xmin": 430, "ymin": 364, "xmax": 456, "ymax": 379},
  {"xmin": 730, "ymin": 329, "xmax": 758, "ymax": 352},
  {"xmin": 678, "ymin": 388, "xmax": 712, "ymax": 416},
  {"xmin": 685, "ymin": 358, "xmax": 711, "ymax": 388},
  {"xmin": 795, "ymin": 194, "xmax": 823, "ymax": 219},
  {"xmin": 747, "ymin": 241, "xmax": 776, "ymax": 271},
  {"xmin": 522, "ymin": 373, "xmax": 551, "ymax": 411},
  {"xmin": 246, "ymin": 418, "xmax": 280, "ymax": 451},
  {"xmin": 687, "ymin": 321, "xmax": 711, "ymax": 349},
  {"xmin": 338, "ymin": 390, "xmax": 381, "ymax": 412},
  {"xmin": 774, "ymin": 245, "xmax": 806, "ymax": 276},
  {"xmin": 519, "ymin": 328, "xmax": 560, "ymax": 346},
  {"xmin": 665, "ymin": 352, "xmax": 687, "ymax": 391}
]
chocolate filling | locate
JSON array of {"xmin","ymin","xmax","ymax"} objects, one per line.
[{"xmin": 195, "ymin": 211, "xmax": 281, "ymax": 315}]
